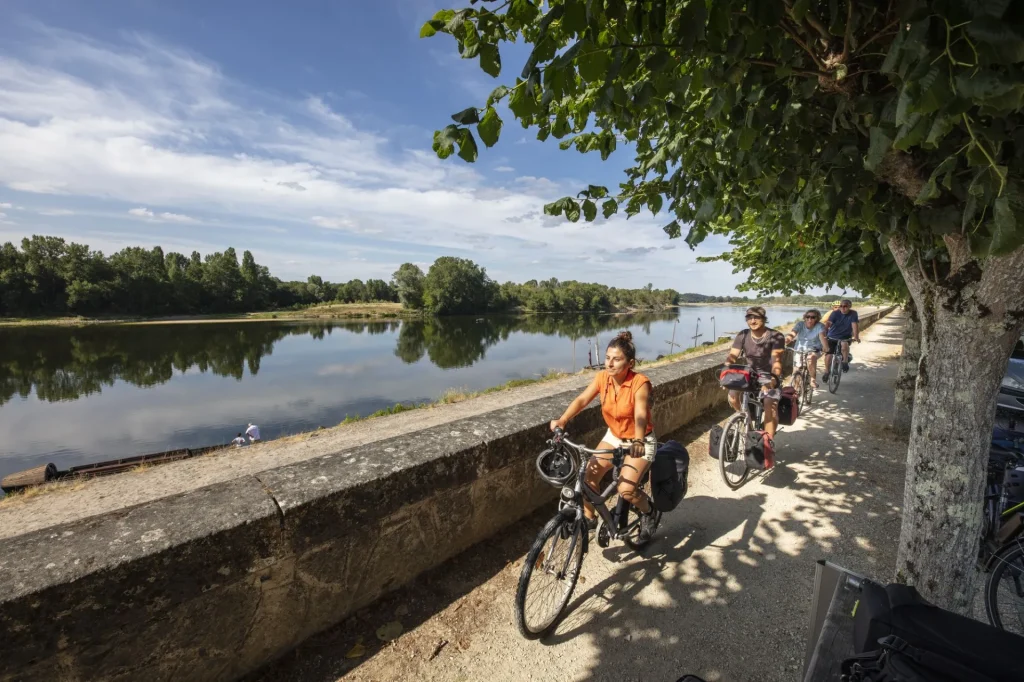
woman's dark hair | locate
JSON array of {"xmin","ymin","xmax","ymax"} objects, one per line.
[{"xmin": 607, "ymin": 330, "xmax": 636, "ymax": 364}]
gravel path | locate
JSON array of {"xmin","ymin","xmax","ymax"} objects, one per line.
[{"xmin": 251, "ymin": 312, "xmax": 910, "ymax": 682}]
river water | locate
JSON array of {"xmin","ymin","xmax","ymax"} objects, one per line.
[{"xmin": 0, "ymin": 305, "xmax": 807, "ymax": 481}]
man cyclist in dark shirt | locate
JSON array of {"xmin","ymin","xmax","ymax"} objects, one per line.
[
  {"xmin": 823, "ymin": 299, "xmax": 860, "ymax": 375},
  {"xmin": 724, "ymin": 306, "xmax": 785, "ymax": 442}
]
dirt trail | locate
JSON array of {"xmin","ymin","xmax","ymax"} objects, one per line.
[{"xmin": 252, "ymin": 312, "xmax": 910, "ymax": 682}]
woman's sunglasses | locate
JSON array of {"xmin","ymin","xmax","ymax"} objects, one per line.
[{"xmin": 805, "ymin": 316, "xmax": 819, "ymax": 320}]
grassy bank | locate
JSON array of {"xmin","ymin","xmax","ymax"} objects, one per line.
[{"xmin": 0, "ymin": 302, "xmax": 417, "ymax": 327}]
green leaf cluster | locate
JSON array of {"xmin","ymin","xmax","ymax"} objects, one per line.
[{"xmin": 424, "ymin": 0, "xmax": 1024, "ymax": 283}]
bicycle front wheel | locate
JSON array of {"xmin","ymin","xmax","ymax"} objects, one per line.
[
  {"xmin": 514, "ymin": 513, "xmax": 586, "ymax": 639},
  {"xmin": 803, "ymin": 370, "xmax": 814, "ymax": 407},
  {"xmin": 718, "ymin": 412, "xmax": 749, "ymax": 490},
  {"xmin": 985, "ymin": 541, "xmax": 1024, "ymax": 634},
  {"xmin": 828, "ymin": 355, "xmax": 842, "ymax": 393}
]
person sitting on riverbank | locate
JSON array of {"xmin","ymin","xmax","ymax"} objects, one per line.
[
  {"xmin": 549, "ymin": 331, "xmax": 660, "ymax": 542},
  {"xmin": 232, "ymin": 433, "xmax": 246, "ymax": 447},
  {"xmin": 786, "ymin": 309, "xmax": 827, "ymax": 388},
  {"xmin": 725, "ymin": 306, "xmax": 785, "ymax": 443},
  {"xmin": 246, "ymin": 423, "xmax": 261, "ymax": 443}
]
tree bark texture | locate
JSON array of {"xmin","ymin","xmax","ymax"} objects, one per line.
[
  {"xmin": 892, "ymin": 298, "xmax": 921, "ymax": 437},
  {"xmin": 888, "ymin": 233, "xmax": 1024, "ymax": 614}
]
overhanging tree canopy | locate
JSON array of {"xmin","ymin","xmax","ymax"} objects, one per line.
[{"xmin": 424, "ymin": 0, "xmax": 1024, "ymax": 613}]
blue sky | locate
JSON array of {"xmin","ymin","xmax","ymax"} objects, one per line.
[{"xmin": 0, "ymin": 0, "xmax": 759, "ymax": 293}]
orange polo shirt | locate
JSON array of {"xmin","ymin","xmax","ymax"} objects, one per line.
[{"xmin": 596, "ymin": 369, "xmax": 654, "ymax": 440}]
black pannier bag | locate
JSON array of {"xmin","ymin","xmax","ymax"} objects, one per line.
[
  {"xmin": 845, "ymin": 579, "xmax": 1024, "ymax": 682},
  {"xmin": 708, "ymin": 424, "xmax": 723, "ymax": 459},
  {"xmin": 650, "ymin": 440, "xmax": 689, "ymax": 512}
]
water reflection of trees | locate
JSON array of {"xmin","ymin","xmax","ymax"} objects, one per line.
[
  {"xmin": 393, "ymin": 312, "xmax": 672, "ymax": 369},
  {"xmin": 0, "ymin": 321, "xmax": 399, "ymax": 405},
  {"xmin": 0, "ymin": 313, "xmax": 671, "ymax": 403}
]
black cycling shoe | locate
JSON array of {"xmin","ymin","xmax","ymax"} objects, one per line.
[
  {"xmin": 842, "ymin": 362, "xmax": 850, "ymax": 373},
  {"xmin": 638, "ymin": 507, "xmax": 661, "ymax": 543}
]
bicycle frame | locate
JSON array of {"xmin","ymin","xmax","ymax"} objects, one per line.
[{"xmin": 554, "ymin": 437, "xmax": 644, "ymax": 545}]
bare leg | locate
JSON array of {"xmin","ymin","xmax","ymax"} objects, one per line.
[
  {"xmin": 763, "ymin": 397, "xmax": 779, "ymax": 440},
  {"xmin": 727, "ymin": 389, "xmax": 742, "ymax": 412},
  {"xmin": 617, "ymin": 455, "xmax": 652, "ymax": 513},
  {"xmin": 582, "ymin": 446, "xmax": 615, "ymax": 520},
  {"xmin": 808, "ymin": 353, "xmax": 819, "ymax": 384},
  {"xmin": 842, "ymin": 340, "xmax": 850, "ymax": 364}
]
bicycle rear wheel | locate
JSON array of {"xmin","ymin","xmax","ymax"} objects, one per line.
[
  {"xmin": 828, "ymin": 354, "xmax": 842, "ymax": 393},
  {"xmin": 514, "ymin": 513, "xmax": 586, "ymax": 639},
  {"xmin": 718, "ymin": 412, "xmax": 749, "ymax": 490},
  {"xmin": 985, "ymin": 542, "xmax": 1024, "ymax": 635}
]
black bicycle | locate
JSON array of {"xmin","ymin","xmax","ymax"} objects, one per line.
[
  {"xmin": 718, "ymin": 364, "xmax": 774, "ymax": 490},
  {"xmin": 982, "ymin": 430, "xmax": 1024, "ymax": 634},
  {"xmin": 823, "ymin": 337, "xmax": 855, "ymax": 394},
  {"xmin": 515, "ymin": 428, "xmax": 659, "ymax": 639}
]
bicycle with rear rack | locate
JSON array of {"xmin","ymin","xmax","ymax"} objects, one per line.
[
  {"xmin": 516, "ymin": 427, "xmax": 660, "ymax": 639},
  {"xmin": 717, "ymin": 364, "xmax": 775, "ymax": 490},
  {"xmin": 787, "ymin": 346, "xmax": 817, "ymax": 410}
]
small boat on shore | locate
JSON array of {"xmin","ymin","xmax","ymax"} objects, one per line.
[{"xmin": 1, "ymin": 444, "xmax": 229, "ymax": 494}]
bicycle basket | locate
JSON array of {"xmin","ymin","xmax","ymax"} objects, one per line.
[
  {"xmin": 718, "ymin": 367, "xmax": 752, "ymax": 390},
  {"xmin": 536, "ymin": 446, "xmax": 578, "ymax": 487}
]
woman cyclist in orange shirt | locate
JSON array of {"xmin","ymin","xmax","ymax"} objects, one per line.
[{"xmin": 549, "ymin": 331, "xmax": 660, "ymax": 540}]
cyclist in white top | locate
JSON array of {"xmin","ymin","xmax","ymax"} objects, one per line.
[{"xmin": 786, "ymin": 309, "xmax": 828, "ymax": 388}]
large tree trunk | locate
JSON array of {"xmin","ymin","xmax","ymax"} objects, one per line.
[
  {"xmin": 888, "ymin": 234, "xmax": 1024, "ymax": 614},
  {"xmin": 892, "ymin": 298, "xmax": 920, "ymax": 437}
]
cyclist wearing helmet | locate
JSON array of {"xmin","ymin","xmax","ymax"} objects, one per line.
[
  {"xmin": 824, "ymin": 299, "xmax": 860, "ymax": 374},
  {"xmin": 550, "ymin": 331, "xmax": 659, "ymax": 540},
  {"xmin": 724, "ymin": 306, "xmax": 785, "ymax": 442}
]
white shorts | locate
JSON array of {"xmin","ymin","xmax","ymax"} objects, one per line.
[{"xmin": 601, "ymin": 429, "xmax": 657, "ymax": 461}]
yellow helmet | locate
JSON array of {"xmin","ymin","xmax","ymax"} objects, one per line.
[{"xmin": 831, "ymin": 300, "xmax": 841, "ymax": 307}]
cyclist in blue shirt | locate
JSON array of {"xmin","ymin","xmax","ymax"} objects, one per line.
[
  {"xmin": 785, "ymin": 309, "xmax": 828, "ymax": 388},
  {"xmin": 823, "ymin": 299, "xmax": 860, "ymax": 375}
]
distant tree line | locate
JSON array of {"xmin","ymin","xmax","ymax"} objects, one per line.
[
  {"xmin": 676, "ymin": 293, "xmax": 868, "ymax": 305},
  {"xmin": 0, "ymin": 236, "xmax": 399, "ymax": 317},
  {"xmin": 391, "ymin": 258, "xmax": 864, "ymax": 315},
  {"xmin": 391, "ymin": 257, "xmax": 680, "ymax": 315},
  {"xmin": 0, "ymin": 235, "xmax": 866, "ymax": 319}
]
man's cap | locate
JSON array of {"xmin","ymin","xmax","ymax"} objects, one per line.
[{"xmin": 745, "ymin": 306, "xmax": 767, "ymax": 319}]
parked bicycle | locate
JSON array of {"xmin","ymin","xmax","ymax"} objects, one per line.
[
  {"xmin": 716, "ymin": 364, "xmax": 775, "ymax": 490},
  {"xmin": 515, "ymin": 427, "xmax": 660, "ymax": 639},
  {"xmin": 981, "ymin": 427, "xmax": 1024, "ymax": 634},
  {"xmin": 787, "ymin": 346, "xmax": 816, "ymax": 410}
]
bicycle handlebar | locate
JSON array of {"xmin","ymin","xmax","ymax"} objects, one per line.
[{"xmin": 551, "ymin": 427, "xmax": 633, "ymax": 456}]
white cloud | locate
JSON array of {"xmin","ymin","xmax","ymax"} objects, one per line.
[
  {"xmin": 37, "ymin": 208, "xmax": 75, "ymax": 216},
  {"xmin": 127, "ymin": 207, "xmax": 196, "ymax": 223},
  {"xmin": 310, "ymin": 215, "xmax": 354, "ymax": 230},
  {"xmin": 0, "ymin": 202, "xmax": 11, "ymax": 208},
  {"xmin": 0, "ymin": 25, "xmax": 748, "ymax": 291},
  {"xmin": 494, "ymin": 166, "xmax": 514, "ymax": 172}
]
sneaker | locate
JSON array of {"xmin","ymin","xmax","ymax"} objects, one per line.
[
  {"xmin": 637, "ymin": 507, "xmax": 661, "ymax": 543},
  {"xmin": 842, "ymin": 362, "xmax": 849, "ymax": 373}
]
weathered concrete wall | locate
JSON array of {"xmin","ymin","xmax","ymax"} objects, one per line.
[{"xmin": 0, "ymin": 307, "xmax": 894, "ymax": 681}]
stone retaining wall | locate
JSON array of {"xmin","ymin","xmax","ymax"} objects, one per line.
[{"xmin": 0, "ymin": 307, "xmax": 895, "ymax": 682}]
